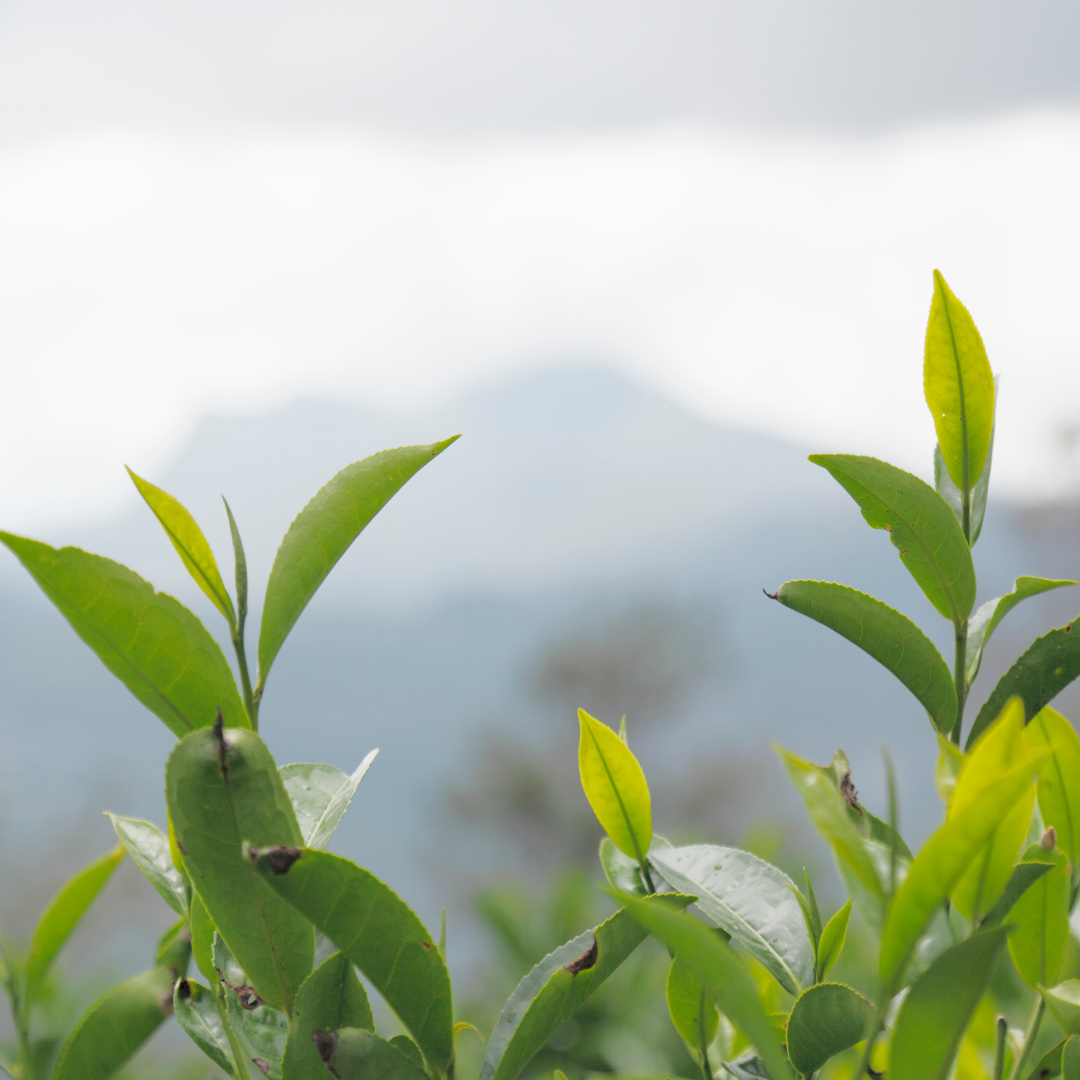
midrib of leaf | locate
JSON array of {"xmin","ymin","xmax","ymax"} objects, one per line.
[
  {"xmin": 940, "ymin": 289, "xmax": 972, "ymax": 509},
  {"xmin": 588, "ymin": 727, "xmax": 647, "ymax": 866},
  {"xmin": 154, "ymin": 514, "xmax": 234, "ymax": 626}
]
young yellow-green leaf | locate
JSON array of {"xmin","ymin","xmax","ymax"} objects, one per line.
[
  {"xmin": 1045, "ymin": 982, "xmax": 1080, "ymax": 1035},
  {"xmin": 578, "ymin": 710, "xmax": 652, "ymax": 863},
  {"xmin": 966, "ymin": 578, "xmax": 1076, "ymax": 686},
  {"xmin": 25, "ymin": 844, "xmax": 125, "ymax": 990},
  {"xmin": 889, "ymin": 926, "xmax": 1009, "ymax": 1080},
  {"xmin": 785, "ymin": 983, "xmax": 871, "ymax": 1076},
  {"xmin": 1006, "ymin": 846, "xmax": 1069, "ymax": 990},
  {"xmin": 173, "ymin": 978, "xmax": 237, "ymax": 1077},
  {"xmin": 666, "ymin": 955, "xmax": 719, "ymax": 1052},
  {"xmin": 777, "ymin": 748, "xmax": 886, "ymax": 933},
  {"xmin": 622, "ymin": 897, "xmax": 793, "ymax": 1080},
  {"xmin": 257, "ymin": 439, "xmax": 458, "ymax": 690},
  {"xmin": 775, "ymin": 581, "xmax": 957, "ymax": 733},
  {"xmin": 247, "ymin": 845, "xmax": 453, "ymax": 1075},
  {"xmin": 936, "ymin": 735, "xmax": 964, "ymax": 805},
  {"xmin": 967, "ymin": 616, "xmax": 1080, "ymax": 749},
  {"xmin": 0, "ymin": 534, "xmax": 247, "ymax": 737},
  {"xmin": 281, "ymin": 952, "xmax": 373, "ymax": 1080},
  {"xmin": 1026, "ymin": 707, "xmax": 1080, "ymax": 862},
  {"xmin": 279, "ymin": 751, "xmax": 378, "ymax": 851},
  {"xmin": 924, "ymin": 271, "xmax": 996, "ymax": 496},
  {"xmin": 127, "ymin": 468, "xmax": 235, "ymax": 627},
  {"xmin": 323, "ymin": 1029, "xmax": 429, "ymax": 1080},
  {"xmin": 51, "ymin": 965, "xmax": 178, "ymax": 1080},
  {"xmin": 815, "ymin": 900, "xmax": 851, "ymax": 982},
  {"xmin": 808, "ymin": 455, "xmax": 977, "ymax": 624},
  {"xmin": 934, "ymin": 421, "xmax": 994, "ymax": 545},
  {"xmin": 106, "ymin": 813, "xmax": 188, "ymax": 916},
  {"xmin": 166, "ymin": 725, "xmax": 313, "ymax": 1014}
]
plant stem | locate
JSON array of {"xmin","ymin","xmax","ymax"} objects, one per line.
[
  {"xmin": 1007, "ymin": 995, "xmax": 1045, "ymax": 1080},
  {"xmin": 993, "ymin": 1014, "xmax": 1008, "ymax": 1080},
  {"xmin": 698, "ymin": 994, "xmax": 713, "ymax": 1080},
  {"xmin": 952, "ymin": 618, "xmax": 968, "ymax": 746},
  {"xmin": 216, "ymin": 982, "xmax": 251, "ymax": 1078},
  {"xmin": 232, "ymin": 632, "xmax": 257, "ymax": 732},
  {"xmin": 639, "ymin": 858, "xmax": 656, "ymax": 894}
]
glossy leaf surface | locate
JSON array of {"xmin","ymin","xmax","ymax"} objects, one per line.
[
  {"xmin": 166, "ymin": 726, "xmax": 313, "ymax": 1013},
  {"xmin": 808, "ymin": 455, "xmax": 976, "ymax": 623},
  {"xmin": 174, "ymin": 978, "xmax": 236, "ymax": 1076},
  {"xmin": 106, "ymin": 813, "xmax": 187, "ymax": 916},
  {"xmin": 281, "ymin": 952, "xmax": 373, "ymax": 1080},
  {"xmin": 1027, "ymin": 707, "xmax": 1080, "ymax": 862},
  {"xmin": 966, "ymin": 578, "xmax": 1075, "ymax": 685},
  {"xmin": 257, "ymin": 439, "xmax": 458, "ymax": 686},
  {"xmin": 650, "ymin": 844, "xmax": 813, "ymax": 994},
  {"xmin": 666, "ymin": 955, "xmax": 719, "ymax": 1051},
  {"xmin": 776, "ymin": 581, "xmax": 957, "ymax": 732},
  {"xmin": 480, "ymin": 893, "xmax": 692, "ymax": 1080},
  {"xmin": 249, "ymin": 846, "xmax": 452, "ymax": 1073},
  {"xmin": 52, "ymin": 965, "xmax": 176, "ymax": 1080},
  {"xmin": 280, "ymin": 750, "xmax": 378, "ymax": 851},
  {"xmin": 889, "ymin": 926, "xmax": 1009, "ymax": 1080},
  {"xmin": 128, "ymin": 468, "xmax": 235, "ymax": 626},
  {"xmin": 578, "ymin": 710, "xmax": 651, "ymax": 862},
  {"xmin": 785, "ymin": 982, "xmax": 870, "ymax": 1076},
  {"xmin": 25, "ymin": 844, "xmax": 124, "ymax": 989},
  {"xmin": 1007, "ymin": 846, "xmax": 1069, "ymax": 990},
  {"xmin": 0, "ymin": 535, "xmax": 247, "ymax": 737},
  {"xmin": 325, "ymin": 1029, "xmax": 429, "ymax": 1080},
  {"xmin": 815, "ymin": 900, "xmax": 851, "ymax": 982},
  {"xmin": 968, "ymin": 617, "xmax": 1080, "ymax": 749}
]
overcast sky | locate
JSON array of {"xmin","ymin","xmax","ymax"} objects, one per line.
[{"xmin": 2, "ymin": 2, "xmax": 1080, "ymax": 528}]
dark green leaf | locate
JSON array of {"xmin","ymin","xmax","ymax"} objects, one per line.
[
  {"xmin": 0, "ymin": 535, "xmax": 247, "ymax": 737},
  {"xmin": 173, "ymin": 978, "xmax": 236, "ymax": 1077},
  {"xmin": 979, "ymin": 862, "xmax": 1053, "ymax": 930},
  {"xmin": 214, "ymin": 934, "xmax": 288, "ymax": 1079},
  {"xmin": 388, "ymin": 1036, "xmax": 425, "ymax": 1070},
  {"xmin": 650, "ymin": 844, "xmax": 813, "ymax": 994},
  {"xmin": 1064, "ymin": 1036, "xmax": 1080, "ymax": 1080},
  {"xmin": 785, "ymin": 982, "xmax": 871, "ymax": 1076},
  {"xmin": 257, "ymin": 439, "xmax": 458, "ymax": 689},
  {"xmin": 967, "ymin": 617, "xmax": 1080, "ymax": 749},
  {"xmin": 1027, "ymin": 1039, "xmax": 1066, "ymax": 1080},
  {"xmin": 279, "ymin": 752, "xmax": 378, "ymax": 851},
  {"xmin": 25, "ymin": 844, "xmax": 125, "ymax": 990},
  {"xmin": 166, "ymin": 726, "xmax": 313, "ymax": 1013},
  {"xmin": 282, "ymin": 952, "xmax": 373, "ymax": 1080},
  {"xmin": 775, "ymin": 581, "xmax": 957, "ymax": 733},
  {"xmin": 480, "ymin": 894, "xmax": 694, "ymax": 1080},
  {"xmin": 248, "ymin": 845, "xmax": 452, "ymax": 1074},
  {"xmin": 666, "ymin": 956, "xmax": 719, "ymax": 1052},
  {"xmin": 808, "ymin": 455, "xmax": 976, "ymax": 623},
  {"xmin": 189, "ymin": 890, "xmax": 216, "ymax": 984},
  {"xmin": 815, "ymin": 901, "xmax": 851, "ymax": 982},
  {"xmin": 323, "ymin": 1029, "xmax": 428, "ymax": 1080},
  {"xmin": 51, "ymin": 966, "xmax": 176, "ymax": 1080},
  {"xmin": 1007, "ymin": 847, "xmax": 1069, "ymax": 990},
  {"xmin": 106, "ymin": 814, "xmax": 187, "ymax": 916}
]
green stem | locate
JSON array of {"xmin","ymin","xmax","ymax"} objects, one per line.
[
  {"xmin": 232, "ymin": 632, "xmax": 257, "ymax": 732},
  {"xmin": 215, "ymin": 982, "xmax": 251, "ymax": 1078},
  {"xmin": 952, "ymin": 618, "xmax": 968, "ymax": 746},
  {"xmin": 993, "ymin": 1015, "xmax": 1008, "ymax": 1080},
  {"xmin": 698, "ymin": 993, "xmax": 713, "ymax": 1080},
  {"xmin": 1007, "ymin": 995, "xmax": 1045, "ymax": 1080},
  {"xmin": 640, "ymin": 858, "xmax": 656, "ymax": 894}
]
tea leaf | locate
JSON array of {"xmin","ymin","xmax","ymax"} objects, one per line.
[
  {"xmin": 1064, "ymin": 1037, "xmax": 1080, "ymax": 1080},
  {"xmin": 1006, "ymin": 846, "xmax": 1069, "ymax": 990},
  {"xmin": 324, "ymin": 1029, "xmax": 429, "ymax": 1080},
  {"xmin": 223, "ymin": 497, "xmax": 248, "ymax": 628},
  {"xmin": 924, "ymin": 271, "xmax": 995, "ymax": 496},
  {"xmin": 721, "ymin": 1054, "xmax": 774, "ymax": 1079},
  {"xmin": 1029, "ymin": 1039, "xmax": 1068, "ymax": 1080},
  {"xmin": 815, "ymin": 900, "xmax": 851, "ymax": 982},
  {"xmin": 785, "ymin": 982, "xmax": 871, "ymax": 1076},
  {"xmin": 257, "ymin": 439, "xmax": 458, "ymax": 688},
  {"xmin": 282, "ymin": 952, "xmax": 373, "ymax": 1080},
  {"xmin": 279, "ymin": 751, "xmax": 378, "ymax": 851},
  {"xmin": 0, "ymin": 535, "xmax": 248, "ymax": 737},
  {"xmin": 598, "ymin": 835, "xmax": 671, "ymax": 898},
  {"xmin": 25, "ymin": 844, "xmax": 124, "ymax": 990},
  {"xmin": 578, "ymin": 709, "xmax": 652, "ymax": 863},
  {"xmin": 106, "ymin": 814, "xmax": 188, "ymax": 916},
  {"xmin": 933, "ymin": 422, "xmax": 993, "ymax": 545},
  {"xmin": 173, "ymin": 978, "xmax": 236, "ymax": 1076},
  {"xmin": 1026, "ymin": 707, "xmax": 1080, "ymax": 862},
  {"xmin": 666, "ymin": 956, "xmax": 719, "ymax": 1051},
  {"xmin": 189, "ymin": 890, "xmax": 217, "ymax": 984},
  {"xmin": 650, "ymin": 844, "xmax": 813, "ymax": 994},
  {"xmin": 808, "ymin": 455, "xmax": 976, "ymax": 624},
  {"xmin": 775, "ymin": 581, "xmax": 957, "ymax": 733},
  {"xmin": 889, "ymin": 926, "xmax": 1009, "ymax": 1080},
  {"xmin": 979, "ymin": 861, "xmax": 1053, "ymax": 930},
  {"xmin": 166, "ymin": 726, "xmax": 313, "ymax": 1013},
  {"xmin": 967, "ymin": 617, "xmax": 1080, "ymax": 749},
  {"xmin": 248, "ymin": 846, "xmax": 453, "ymax": 1074},
  {"xmin": 127, "ymin": 468, "xmax": 235, "ymax": 627},
  {"xmin": 1045, "ymin": 983, "xmax": 1080, "ymax": 1035}
]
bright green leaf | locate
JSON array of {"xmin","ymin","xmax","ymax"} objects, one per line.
[
  {"xmin": 257, "ymin": 439, "xmax": 458, "ymax": 689},
  {"xmin": 785, "ymin": 982, "xmax": 871, "ymax": 1076},
  {"xmin": 389, "ymin": 1035, "xmax": 425, "ymax": 1070},
  {"xmin": 578, "ymin": 709, "xmax": 652, "ymax": 863},
  {"xmin": 247, "ymin": 845, "xmax": 452, "ymax": 1074},
  {"xmin": 1064, "ymin": 1037, "xmax": 1080, "ymax": 1080},
  {"xmin": 924, "ymin": 270, "xmax": 995, "ymax": 496},
  {"xmin": 936, "ymin": 735, "xmax": 964, "ymax": 806},
  {"xmin": 0, "ymin": 534, "xmax": 247, "ymax": 737},
  {"xmin": 173, "ymin": 978, "xmax": 236, "ymax": 1077},
  {"xmin": 322, "ymin": 1029, "xmax": 429, "ymax": 1080},
  {"xmin": 51, "ymin": 965, "xmax": 177, "ymax": 1080},
  {"xmin": 223, "ymin": 497, "xmax": 248, "ymax": 629},
  {"xmin": 1026, "ymin": 707, "xmax": 1080, "ymax": 862},
  {"xmin": 650, "ymin": 844, "xmax": 813, "ymax": 994},
  {"xmin": 25, "ymin": 844, "xmax": 124, "ymax": 990},
  {"xmin": 666, "ymin": 955, "xmax": 719, "ymax": 1052},
  {"xmin": 815, "ymin": 900, "xmax": 851, "ymax": 982},
  {"xmin": 966, "ymin": 578, "xmax": 1075, "ymax": 686},
  {"xmin": 775, "ymin": 580, "xmax": 957, "ymax": 733},
  {"xmin": 281, "ymin": 952, "xmax": 373, "ymax": 1080},
  {"xmin": 979, "ymin": 861, "xmax": 1053, "ymax": 930},
  {"xmin": 808, "ymin": 455, "xmax": 977, "ymax": 624},
  {"xmin": 106, "ymin": 814, "xmax": 187, "ymax": 916},
  {"xmin": 967, "ymin": 617, "xmax": 1080, "ymax": 749},
  {"xmin": 166, "ymin": 725, "xmax": 313, "ymax": 1014},
  {"xmin": 279, "ymin": 751, "xmax": 378, "ymax": 851},
  {"xmin": 1007, "ymin": 846, "xmax": 1069, "ymax": 990},
  {"xmin": 889, "ymin": 926, "xmax": 1009, "ymax": 1080},
  {"xmin": 621, "ymin": 896, "xmax": 793, "ymax": 1080},
  {"xmin": 127, "ymin": 468, "xmax": 235, "ymax": 627},
  {"xmin": 1045, "ymin": 983, "xmax": 1080, "ymax": 1035}
]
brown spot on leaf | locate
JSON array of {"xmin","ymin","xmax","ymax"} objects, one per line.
[
  {"xmin": 1042, "ymin": 826, "xmax": 1057, "ymax": 851},
  {"xmin": 248, "ymin": 845, "xmax": 303, "ymax": 875},
  {"xmin": 763, "ymin": 588, "xmax": 779, "ymax": 600},
  {"xmin": 563, "ymin": 936, "xmax": 598, "ymax": 975},
  {"xmin": 421, "ymin": 941, "xmax": 433, "ymax": 950},
  {"xmin": 252, "ymin": 1060, "xmax": 270, "ymax": 1076},
  {"xmin": 177, "ymin": 979, "xmax": 193, "ymax": 1003},
  {"xmin": 839, "ymin": 771, "xmax": 863, "ymax": 816},
  {"xmin": 217, "ymin": 969, "xmax": 264, "ymax": 1010},
  {"xmin": 312, "ymin": 1031, "xmax": 338, "ymax": 1063},
  {"xmin": 213, "ymin": 707, "xmax": 228, "ymax": 780}
]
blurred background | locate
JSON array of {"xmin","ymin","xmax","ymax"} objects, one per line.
[{"xmin": 3, "ymin": 2, "xmax": 1080, "ymax": 1076}]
